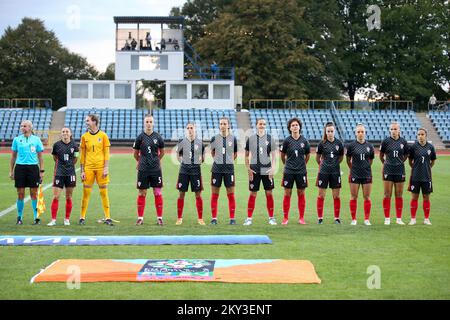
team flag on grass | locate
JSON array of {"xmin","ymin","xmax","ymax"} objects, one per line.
[
  {"xmin": 37, "ymin": 184, "xmax": 45, "ymax": 218},
  {"xmin": 31, "ymin": 259, "xmax": 321, "ymax": 284}
]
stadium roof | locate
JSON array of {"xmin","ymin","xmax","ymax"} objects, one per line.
[{"xmin": 113, "ymin": 16, "xmax": 185, "ymax": 25}]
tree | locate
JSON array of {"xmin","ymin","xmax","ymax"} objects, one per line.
[
  {"xmin": 367, "ymin": 0, "xmax": 450, "ymax": 107},
  {"xmin": 98, "ymin": 63, "xmax": 115, "ymax": 80},
  {"xmin": 194, "ymin": 0, "xmax": 322, "ymax": 103},
  {"xmin": 170, "ymin": 0, "xmax": 235, "ymax": 45},
  {"xmin": 0, "ymin": 18, "xmax": 98, "ymax": 109}
]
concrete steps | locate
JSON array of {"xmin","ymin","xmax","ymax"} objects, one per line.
[{"xmin": 416, "ymin": 112, "xmax": 445, "ymax": 149}]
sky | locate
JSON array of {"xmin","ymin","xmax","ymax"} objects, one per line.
[{"xmin": 0, "ymin": 0, "xmax": 187, "ymax": 72}]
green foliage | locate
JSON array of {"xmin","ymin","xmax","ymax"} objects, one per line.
[
  {"xmin": 0, "ymin": 18, "xmax": 98, "ymax": 109},
  {"xmin": 172, "ymin": 0, "xmax": 449, "ymax": 105},
  {"xmin": 98, "ymin": 63, "xmax": 115, "ymax": 80}
]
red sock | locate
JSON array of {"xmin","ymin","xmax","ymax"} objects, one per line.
[
  {"xmin": 227, "ymin": 193, "xmax": 236, "ymax": 219},
  {"xmin": 410, "ymin": 199, "xmax": 418, "ymax": 219},
  {"xmin": 350, "ymin": 199, "xmax": 357, "ymax": 220},
  {"xmin": 316, "ymin": 197, "xmax": 324, "ymax": 219},
  {"xmin": 395, "ymin": 197, "xmax": 403, "ymax": 219},
  {"xmin": 383, "ymin": 197, "xmax": 391, "ymax": 218},
  {"xmin": 247, "ymin": 194, "xmax": 256, "ymax": 218},
  {"xmin": 423, "ymin": 200, "xmax": 430, "ymax": 219},
  {"xmin": 154, "ymin": 194, "xmax": 163, "ymax": 218},
  {"xmin": 51, "ymin": 199, "xmax": 59, "ymax": 220},
  {"xmin": 196, "ymin": 196, "xmax": 203, "ymax": 219},
  {"xmin": 334, "ymin": 198, "xmax": 341, "ymax": 219},
  {"xmin": 283, "ymin": 195, "xmax": 291, "ymax": 219},
  {"xmin": 137, "ymin": 195, "xmax": 146, "ymax": 218},
  {"xmin": 177, "ymin": 198, "xmax": 184, "ymax": 219},
  {"xmin": 65, "ymin": 199, "xmax": 72, "ymax": 220},
  {"xmin": 266, "ymin": 193, "xmax": 274, "ymax": 218},
  {"xmin": 211, "ymin": 193, "xmax": 219, "ymax": 219},
  {"xmin": 298, "ymin": 193, "xmax": 305, "ymax": 220},
  {"xmin": 364, "ymin": 199, "xmax": 372, "ymax": 220}
]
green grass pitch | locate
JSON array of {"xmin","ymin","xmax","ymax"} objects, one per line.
[{"xmin": 0, "ymin": 152, "xmax": 449, "ymax": 300}]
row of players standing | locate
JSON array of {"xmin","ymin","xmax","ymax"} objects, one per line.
[{"xmin": 9, "ymin": 114, "xmax": 436, "ymax": 226}]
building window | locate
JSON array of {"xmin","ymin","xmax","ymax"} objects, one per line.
[
  {"xmin": 131, "ymin": 55, "xmax": 168, "ymax": 71},
  {"xmin": 213, "ymin": 85, "xmax": 230, "ymax": 99},
  {"xmin": 71, "ymin": 84, "xmax": 89, "ymax": 99},
  {"xmin": 115, "ymin": 84, "xmax": 131, "ymax": 99},
  {"xmin": 192, "ymin": 84, "xmax": 208, "ymax": 99},
  {"xmin": 93, "ymin": 84, "xmax": 110, "ymax": 99},
  {"xmin": 170, "ymin": 84, "xmax": 187, "ymax": 99}
]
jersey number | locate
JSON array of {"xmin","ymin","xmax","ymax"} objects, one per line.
[
  {"xmin": 64, "ymin": 154, "xmax": 69, "ymax": 161},
  {"xmin": 148, "ymin": 146, "xmax": 152, "ymax": 154},
  {"xmin": 421, "ymin": 156, "xmax": 425, "ymax": 164},
  {"xmin": 393, "ymin": 151, "xmax": 399, "ymax": 158},
  {"xmin": 295, "ymin": 150, "xmax": 298, "ymax": 157},
  {"xmin": 330, "ymin": 152, "xmax": 334, "ymax": 158},
  {"xmin": 360, "ymin": 154, "xmax": 366, "ymax": 161}
]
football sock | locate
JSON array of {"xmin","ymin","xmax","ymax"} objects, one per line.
[
  {"xmin": 211, "ymin": 193, "xmax": 219, "ymax": 219},
  {"xmin": 177, "ymin": 198, "xmax": 184, "ymax": 219},
  {"xmin": 51, "ymin": 199, "xmax": 59, "ymax": 220},
  {"xmin": 334, "ymin": 197, "xmax": 341, "ymax": 219},
  {"xmin": 316, "ymin": 197, "xmax": 324, "ymax": 219},
  {"xmin": 364, "ymin": 199, "xmax": 372, "ymax": 220},
  {"xmin": 283, "ymin": 195, "xmax": 291, "ymax": 219},
  {"xmin": 266, "ymin": 193, "xmax": 274, "ymax": 218},
  {"xmin": 80, "ymin": 187, "xmax": 92, "ymax": 219},
  {"xmin": 154, "ymin": 194, "xmax": 163, "ymax": 218},
  {"xmin": 247, "ymin": 194, "xmax": 256, "ymax": 218},
  {"xmin": 410, "ymin": 199, "xmax": 418, "ymax": 219},
  {"xmin": 195, "ymin": 196, "xmax": 203, "ymax": 219},
  {"xmin": 99, "ymin": 188, "xmax": 110, "ymax": 219},
  {"xmin": 16, "ymin": 199, "xmax": 24, "ymax": 219},
  {"xmin": 227, "ymin": 193, "xmax": 236, "ymax": 219},
  {"xmin": 395, "ymin": 197, "xmax": 403, "ymax": 219},
  {"xmin": 137, "ymin": 195, "xmax": 146, "ymax": 218},
  {"xmin": 65, "ymin": 199, "xmax": 72, "ymax": 220},
  {"xmin": 350, "ymin": 199, "xmax": 357, "ymax": 220},
  {"xmin": 383, "ymin": 197, "xmax": 391, "ymax": 218},
  {"xmin": 31, "ymin": 199, "xmax": 38, "ymax": 220},
  {"xmin": 423, "ymin": 200, "xmax": 430, "ymax": 219},
  {"xmin": 298, "ymin": 193, "xmax": 306, "ymax": 220}
]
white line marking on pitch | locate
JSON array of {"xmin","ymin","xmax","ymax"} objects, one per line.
[{"xmin": 0, "ymin": 168, "xmax": 80, "ymax": 219}]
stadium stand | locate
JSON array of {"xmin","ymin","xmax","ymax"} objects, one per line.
[
  {"xmin": 64, "ymin": 108, "xmax": 238, "ymax": 142},
  {"xmin": 249, "ymin": 109, "xmax": 421, "ymax": 142},
  {"xmin": 0, "ymin": 108, "xmax": 52, "ymax": 141},
  {"xmin": 249, "ymin": 109, "xmax": 335, "ymax": 141},
  {"xmin": 428, "ymin": 111, "xmax": 450, "ymax": 142},
  {"xmin": 333, "ymin": 109, "xmax": 421, "ymax": 142}
]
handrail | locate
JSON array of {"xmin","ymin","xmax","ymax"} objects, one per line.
[
  {"xmin": 249, "ymin": 99, "xmax": 414, "ymax": 111},
  {"xmin": 11, "ymin": 98, "xmax": 52, "ymax": 109}
]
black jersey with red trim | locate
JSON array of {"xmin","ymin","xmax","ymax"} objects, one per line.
[
  {"xmin": 133, "ymin": 131, "xmax": 165, "ymax": 174},
  {"xmin": 380, "ymin": 136, "xmax": 409, "ymax": 175},
  {"xmin": 245, "ymin": 133, "xmax": 276, "ymax": 174},
  {"xmin": 316, "ymin": 139, "xmax": 344, "ymax": 175},
  {"xmin": 52, "ymin": 140, "xmax": 79, "ymax": 176},
  {"xmin": 346, "ymin": 140, "xmax": 375, "ymax": 179},
  {"xmin": 210, "ymin": 134, "xmax": 238, "ymax": 174},
  {"xmin": 177, "ymin": 137, "xmax": 205, "ymax": 175},
  {"xmin": 280, "ymin": 135, "xmax": 310, "ymax": 175},
  {"xmin": 409, "ymin": 141, "xmax": 436, "ymax": 182}
]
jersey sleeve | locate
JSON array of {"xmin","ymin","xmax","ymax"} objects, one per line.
[
  {"xmin": 380, "ymin": 139, "xmax": 387, "ymax": 153},
  {"xmin": 408, "ymin": 144, "xmax": 415, "ymax": 160},
  {"xmin": 36, "ymin": 137, "xmax": 44, "ymax": 153},
  {"xmin": 158, "ymin": 135, "xmax": 165, "ymax": 149},
  {"xmin": 51, "ymin": 143, "xmax": 57, "ymax": 155},
  {"xmin": 430, "ymin": 145, "xmax": 437, "ymax": 161},
  {"xmin": 280, "ymin": 139, "xmax": 288, "ymax": 154},
  {"xmin": 80, "ymin": 135, "xmax": 86, "ymax": 165},
  {"xmin": 402, "ymin": 139, "xmax": 410, "ymax": 159},
  {"xmin": 369, "ymin": 144, "xmax": 375, "ymax": 159},
  {"xmin": 133, "ymin": 135, "xmax": 141, "ymax": 150},
  {"xmin": 210, "ymin": 136, "xmax": 216, "ymax": 153},
  {"xmin": 176, "ymin": 139, "xmax": 183, "ymax": 157},
  {"xmin": 11, "ymin": 138, "xmax": 17, "ymax": 152},
  {"xmin": 304, "ymin": 139, "xmax": 311, "ymax": 155},
  {"xmin": 103, "ymin": 133, "xmax": 111, "ymax": 161},
  {"xmin": 316, "ymin": 142, "xmax": 323, "ymax": 154},
  {"xmin": 244, "ymin": 137, "xmax": 250, "ymax": 152},
  {"xmin": 233, "ymin": 136, "xmax": 238, "ymax": 153},
  {"xmin": 346, "ymin": 143, "xmax": 353, "ymax": 157},
  {"xmin": 270, "ymin": 136, "xmax": 277, "ymax": 153},
  {"xmin": 338, "ymin": 141, "xmax": 344, "ymax": 156}
]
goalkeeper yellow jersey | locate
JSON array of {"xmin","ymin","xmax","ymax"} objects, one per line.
[{"xmin": 80, "ymin": 130, "xmax": 110, "ymax": 170}]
